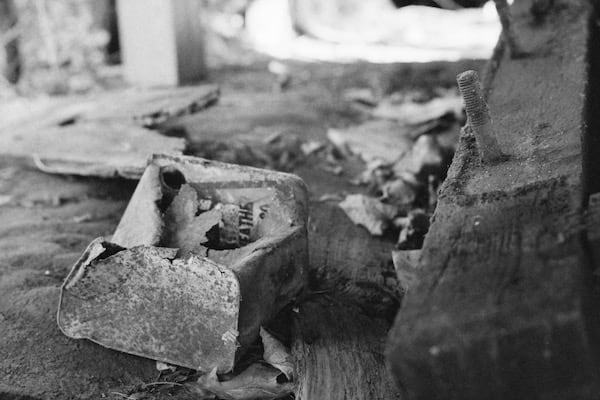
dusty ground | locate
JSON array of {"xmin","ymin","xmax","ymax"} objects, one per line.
[{"xmin": 0, "ymin": 59, "xmax": 483, "ymax": 399}]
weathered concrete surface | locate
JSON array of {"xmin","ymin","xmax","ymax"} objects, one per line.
[
  {"xmin": 0, "ymin": 165, "xmax": 157, "ymax": 399},
  {"xmin": 387, "ymin": 1, "xmax": 600, "ymax": 399}
]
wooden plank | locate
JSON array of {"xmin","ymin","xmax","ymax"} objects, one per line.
[
  {"xmin": 0, "ymin": 121, "xmax": 185, "ymax": 179},
  {"xmin": 1, "ymin": 85, "xmax": 219, "ymax": 132},
  {"xmin": 293, "ymin": 295, "xmax": 401, "ymax": 400},
  {"xmin": 386, "ymin": 1, "xmax": 600, "ymax": 399},
  {"xmin": 116, "ymin": 0, "xmax": 206, "ymax": 87}
]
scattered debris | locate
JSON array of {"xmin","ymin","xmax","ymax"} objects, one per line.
[
  {"xmin": 71, "ymin": 85, "xmax": 220, "ymax": 128},
  {"xmin": 59, "ymin": 155, "xmax": 309, "ymax": 372},
  {"xmin": 393, "ymin": 134, "xmax": 446, "ymax": 178},
  {"xmin": 392, "ymin": 249, "xmax": 422, "ymax": 294},
  {"xmin": 372, "ymin": 91, "xmax": 463, "ymax": 126},
  {"xmin": 189, "ymin": 363, "xmax": 293, "ymax": 400},
  {"xmin": 190, "ymin": 131, "xmax": 306, "ymax": 172},
  {"xmin": 339, "ymin": 194, "xmax": 398, "ymax": 236},
  {"xmin": 187, "ymin": 327, "xmax": 294, "ymax": 400},
  {"xmin": 331, "ymin": 84, "xmax": 458, "ymax": 254},
  {"xmin": 395, "ymin": 209, "xmax": 431, "ymax": 250},
  {"xmin": 327, "ymin": 120, "xmax": 414, "ymax": 164},
  {"xmin": 260, "ymin": 327, "xmax": 294, "ymax": 380}
]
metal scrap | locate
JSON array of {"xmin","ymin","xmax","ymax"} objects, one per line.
[
  {"xmin": 58, "ymin": 154, "xmax": 309, "ymax": 373},
  {"xmin": 58, "ymin": 239, "xmax": 240, "ymax": 372}
]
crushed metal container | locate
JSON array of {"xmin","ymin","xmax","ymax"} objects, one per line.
[{"xmin": 57, "ymin": 154, "xmax": 309, "ymax": 373}]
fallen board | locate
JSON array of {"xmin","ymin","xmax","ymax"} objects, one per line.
[
  {"xmin": 387, "ymin": 1, "xmax": 600, "ymax": 399},
  {"xmin": 0, "ymin": 121, "xmax": 185, "ymax": 179},
  {"xmin": 1, "ymin": 84, "xmax": 219, "ymax": 132},
  {"xmin": 80, "ymin": 85, "xmax": 219, "ymax": 127},
  {"xmin": 0, "ymin": 85, "xmax": 219, "ymax": 178}
]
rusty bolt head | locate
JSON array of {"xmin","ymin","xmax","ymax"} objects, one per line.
[{"xmin": 457, "ymin": 70, "xmax": 505, "ymax": 164}]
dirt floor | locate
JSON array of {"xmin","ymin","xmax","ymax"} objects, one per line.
[{"xmin": 0, "ymin": 59, "xmax": 483, "ymax": 399}]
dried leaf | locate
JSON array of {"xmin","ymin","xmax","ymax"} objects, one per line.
[
  {"xmin": 392, "ymin": 249, "xmax": 422, "ymax": 292},
  {"xmin": 372, "ymin": 94, "xmax": 462, "ymax": 125},
  {"xmin": 339, "ymin": 194, "xmax": 398, "ymax": 236},
  {"xmin": 393, "ymin": 134, "xmax": 444, "ymax": 177},
  {"xmin": 327, "ymin": 120, "xmax": 413, "ymax": 163},
  {"xmin": 260, "ymin": 327, "xmax": 294, "ymax": 380},
  {"xmin": 163, "ymin": 184, "xmax": 222, "ymax": 253},
  {"xmin": 190, "ymin": 364, "xmax": 293, "ymax": 400},
  {"xmin": 396, "ymin": 209, "xmax": 431, "ymax": 250},
  {"xmin": 380, "ymin": 178, "xmax": 417, "ymax": 208}
]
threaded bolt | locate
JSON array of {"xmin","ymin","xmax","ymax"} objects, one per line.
[
  {"xmin": 493, "ymin": 0, "xmax": 527, "ymax": 59},
  {"xmin": 457, "ymin": 70, "xmax": 505, "ymax": 163}
]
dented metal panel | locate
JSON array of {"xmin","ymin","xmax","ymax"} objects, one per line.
[{"xmin": 58, "ymin": 238, "xmax": 240, "ymax": 372}]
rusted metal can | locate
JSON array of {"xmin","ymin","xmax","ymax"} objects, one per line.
[{"xmin": 58, "ymin": 154, "xmax": 308, "ymax": 373}]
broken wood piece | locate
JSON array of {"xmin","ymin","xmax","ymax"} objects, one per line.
[
  {"xmin": 387, "ymin": 1, "xmax": 600, "ymax": 398},
  {"xmin": 0, "ymin": 121, "xmax": 185, "ymax": 179},
  {"xmin": 80, "ymin": 85, "xmax": 220, "ymax": 128},
  {"xmin": 1, "ymin": 85, "xmax": 219, "ymax": 132},
  {"xmin": 58, "ymin": 154, "xmax": 309, "ymax": 371},
  {"xmin": 57, "ymin": 239, "xmax": 240, "ymax": 372}
]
